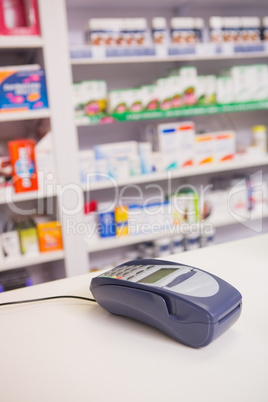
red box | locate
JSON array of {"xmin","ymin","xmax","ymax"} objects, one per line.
[
  {"xmin": 8, "ymin": 139, "xmax": 38, "ymax": 193},
  {"xmin": 0, "ymin": 0, "xmax": 40, "ymax": 36}
]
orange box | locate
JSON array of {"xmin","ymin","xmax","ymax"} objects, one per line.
[
  {"xmin": 8, "ymin": 139, "xmax": 38, "ymax": 193},
  {"xmin": 37, "ymin": 221, "xmax": 63, "ymax": 252}
]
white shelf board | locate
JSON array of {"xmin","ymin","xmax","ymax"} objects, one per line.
[
  {"xmin": 0, "ymin": 250, "xmax": 65, "ymax": 271},
  {"xmin": 83, "ymin": 157, "xmax": 268, "ymax": 192},
  {"xmin": 87, "ymin": 210, "xmax": 268, "ymax": 253},
  {"xmin": 0, "ymin": 109, "xmax": 51, "ymax": 123},
  {"xmin": 209, "ymin": 209, "xmax": 268, "ymax": 227},
  {"xmin": 0, "ymin": 187, "xmax": 56, "ymax": 205},
  {"xmin": 66, "ymin": 0, "xmax": 268, "ymax": 7},
  {"xmin": 71, "ymin": 51, "xmax": 268, "ymax": 65},
  {"xmin": 87, "ymin": 232, "xmax": 168, "ymax": 253},
  {"xmin": 0, "ymin": 35, "xmax": 43, "ymax": 49},
  {"xmin": 70, "ymin": 42, "xmax": 268, "ymax": 65}
]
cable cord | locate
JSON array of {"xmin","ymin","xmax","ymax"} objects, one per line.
[{"xmin": 0, "ymin": 295, "xmax": 97, "ymax": 307}]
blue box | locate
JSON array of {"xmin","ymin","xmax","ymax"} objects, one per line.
[{"xmin": 0, "ymin": 68, "xmax": 49, "ymax": 112}]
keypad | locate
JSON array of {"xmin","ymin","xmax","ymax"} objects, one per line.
[{"xmin": 101, "ymin": 264, "xmax": 155, "ymax": 281}]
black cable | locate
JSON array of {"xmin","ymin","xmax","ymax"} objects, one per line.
[{"xmin": 0, "ymin": 295, "xmax": 97, "ymax": 307}]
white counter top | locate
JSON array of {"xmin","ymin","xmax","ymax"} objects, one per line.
[{"xmin": 0, "ymin": 235, "xmax": 267, "ymax": 402}]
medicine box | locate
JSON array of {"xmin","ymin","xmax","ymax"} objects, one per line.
[
  {"xmin": 36, "ymin": 220, "xmax": 63, "ymax": 253},
  {"xmin": 216, "ymin": 76, "xmax": 234, "ymax": 104},
  {"xmin": 0, "ymin": 0, "xmax": 40, "ymax": 36},
  {"xmin": 79, "ymin": 149, "xmax": 96, "ymax": 184},
  {"xmin": 98, "ymin": 202, "xmax": 116, "ymax": 238},
  {"xmin": 94, "ymin": 141, "xmax": 138, "ymax": 179},
  {"xmin": 179, "ymin": 67, "xmax": 197, "ymax": 106},
  {"xmin": 108, "ymin": 89, "xmax": 131, "ymax": 114},
  {"xmin": 0, "ymin": 67, "xmax": 48, "ymax": 112},
  {"xmin": 8, "ymin": 139, "xmax": 38, "ymax": 193},
  {"xmin": 250, "ymin": 64, "xmax": 268, "ymax": 101},
  {"xmin": 35, "ymin": 133, "xmax": 57, "ymax": 193},
  {"xmin": 1, "ymin": 231, "xmax": 21, "ymax": 258},
  {"xmin": 205, "ymin": 75, "xmax": 217, "ymax": 104},
  {"xmin": 115, "ymin": 206, "xmax": 129, "ymax": 237},
  {"xmin": 156, "ymin": 77, "xmax": 173, "ymax": 110},
  {"xmin": 19, "ymin": 227, "xmax": 39, "ymax": 255},
  {"xmin": 141, "ymin": 85, "xmax": 159, "ymax": 111},
  {"xmin": 73, "ymin": 80, "xmax": 107, "ymax": 117},
  {"xmin": 158, "ymin": 121, "xmax": 195, "ymax": 170},
  {"xmin": 196, "ymin": 76, "xmax": 206, "ymax": 105},
  {"xmin": 168, "ymin": 76, "xmax": 184, "ymax": 108},
  {"xmin": 195, "ymin": 134, "xmax": 215, "ymax": 165},
  {"xmin": 229, "ymin": 66, "xmax": 252, "ymax": 102},
  {"xmin": 214, "ymin": 131, "xmax": 236, "ymax": 162}
]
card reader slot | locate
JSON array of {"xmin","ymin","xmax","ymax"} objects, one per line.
[{"xmin": 218, "ymin": 303, "xmax": 241, "ymax": 325}]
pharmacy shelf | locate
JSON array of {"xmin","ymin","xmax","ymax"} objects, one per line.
[
  {"xmin": 76, "ymin": 100, "xmax": 268, "ymax": 127},
  {"xmin": 0, "ymin": 35, "xmax": 44, "ymax": 49},
  {"xmin": 70, "ymin": 42, "xmax": 268, "ymax": 65},
  {"xmin": 83, "ymin": 156, "xmax": 268, "ymax": 192},
  {"xmin": 209, "ymin": 209, "xmax": 268, "ymax": 228},
  {"xmin": 0, "ymin": 250, "xmax": 65, "ymax": 271},
  {"xmin": 87, "ymin": 210, "xmax": 268, "ymax": 253},
  {"xmin": 0, "ymin": 109, "xmax": 51, "ymax": 123},
  {"xmin": 0, "ymin": 187, "xmax": 57, "ymax": 205}
]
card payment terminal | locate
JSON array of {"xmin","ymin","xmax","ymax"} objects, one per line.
[{"xmin": 90, "ymin": 259, "xmax": 242, "ymax": 348}]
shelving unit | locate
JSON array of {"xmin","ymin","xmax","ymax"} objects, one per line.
[
  {"xmin": 0, "ymin": 0, "xmax": 88, "ymax": 284},
  {"xmin": 67, "ymin": 0, "xmax": 268, "ymax": 270},
  {"xmin": 70, "ymin": 42, "xmax": 268, "ymax": 65},
  {"xmin": 86, "ymin": 209, "xmax": 268, "ymax": 253},
  {"xmin": 0, "ymin": 250, "xmax": 65, "ymax": 271},
  {"xmin": 0, "ymin": 35, "xmax": 44, "ymax": 49},
  {"xmin": 75, "ymin": 100, "xmax": 268, "ymax": 126},
  {"xmin": 0, "ymin": 187, "xmax": 56, "ymax": 205},
  {"xmin": 0, "ymin": 109, "xmax": 51, "ymax": 123},
  {"xmin": 83, "ymin": 156, "xmax": 268, "ymax": 191},
  {"xmin": 1, "ymin": 0, "xmax": 268, "ymax": 284}
]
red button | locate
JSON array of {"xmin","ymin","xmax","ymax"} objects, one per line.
[{"xmin": 117, "ymin": 276, "xmax": 123, "ymax": 279}]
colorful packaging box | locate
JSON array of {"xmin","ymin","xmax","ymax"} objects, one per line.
[
  {"xmin": 141, "ymin": 85, "xmax": 159, "ymax": 111},
  {"xmin": 115, "ymin": 206, "xmax": 129, "ymax": 237},
  {"xmin": 195, "ymin": 134, "xmax": 215, "ymax": 165},
  {"xmin": 170, "ymin": 189, "xmax": 199, "ymax": 225},
  {"xmin": 36, "ymin": 220, "xmax": 63, "ymax": 253},
  {"xmin": 156, "ymin": 77, "xmax": 173, "ymax": 110},
  {"xmin": 179, "ymin": 67, "xmax": 197, "ymax": 106},
  {"xmin": 81, "ymin": 80, "xmax": 106, "ymax": 116},
  {"xmin": 214, "ymin": 131, "xmax": 236, "ymax": 162},
  {"xmin": 158, "ymin": 121, "xmax": 195, "ymax": 170},
  {"xmin": 108, "ymin": 89, "xmax": 131, "ymax": 114},
  {"xmin": 168, "ymin": 76, "xmax": 184, "ymax": 108},
  {"xmin": 0, "ymin": 67, "xmax": 48, "ymax": 112},
  {"xmin": 98, "ymin": 202, "xmax": 116, "ymax": 238},
  {"xmin": 19, "ymin": 226, "xmax": 39, "ymax": 255},
  {"xmin": 8, "ymin": 139, "xmax": 38, "ymax": 193},
  {"xmin": 0, "ymin": 0, "xmax": 40, "ymax": 36}
]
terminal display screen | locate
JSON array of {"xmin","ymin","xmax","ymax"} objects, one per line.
[{"xmin": 138, "ymin": 268, "xmax": 178, "ymax": 284}]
